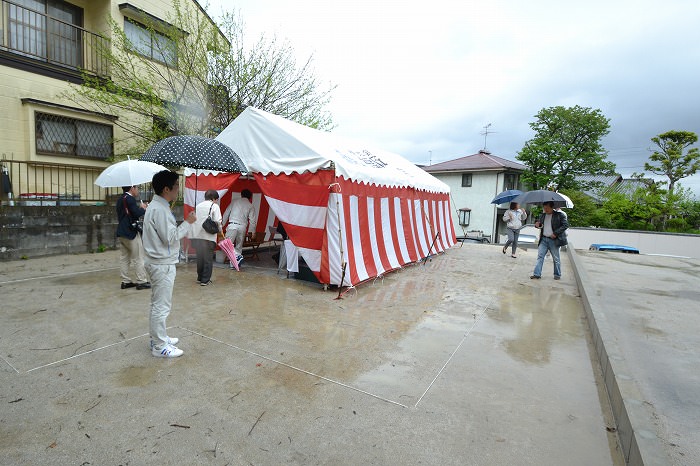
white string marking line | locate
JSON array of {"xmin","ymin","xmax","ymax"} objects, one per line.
[
  {"xmin": 413, "ymin": 261, "xmax": 518, "ymax": 408},
  {"xmin": 25, "ymin": 333, "xmax": 150, "ymax": 373},
  {"xmin": 180, "ymin": 327, "xmax": 410, "ymax": 409},
  {"xmin": 1, "ymin": 354, "xmax": 20, "ymax": 374},
  {"xmin": 0, "ymin": 267, "xmax": 119, "ymax": 285}
]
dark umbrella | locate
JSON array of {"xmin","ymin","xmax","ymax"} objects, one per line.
[
  {"xmin": 513, "ymin": 189, "xmax": 569, "ymax": 207},
  {"xmin": 140, "ymin": 135, "xmax": 247, "ymax": 172},
  {"xmin": 1, "ymin": 165, "xmax": 12, "ymax": 195},
  {"xmin": 490, "ymin": 189, "xmax": 523, "ymax": 205}
]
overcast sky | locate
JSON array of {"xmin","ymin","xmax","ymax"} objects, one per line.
[{"xmin": 203, "ymin": 0, "xmax": 700, "ymax": 195}]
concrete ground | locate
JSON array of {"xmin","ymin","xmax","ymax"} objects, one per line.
[
  {"xmin": 571, "ymin": 250, "xmax": 699, "ymax": 466},
  {"xmin": 1, "ymin": 244, "xmax": 626, "ymax": 465}
]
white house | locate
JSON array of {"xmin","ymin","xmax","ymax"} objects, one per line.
[{"xmin": 423, "ymin": 150, "xmax": 526, "ymax": 243}]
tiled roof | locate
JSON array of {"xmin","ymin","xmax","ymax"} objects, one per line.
[{"xmin": 423, "ymin": 150, "xmax": 525, "ymax": 173}]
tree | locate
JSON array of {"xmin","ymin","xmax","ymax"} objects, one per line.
[
  {"xmin": 65, "ymin": 1, "xmax": 334, "ymax": 159},
  {"xmin": 209, "ymin": 13, "xmax": 335, "ymax": 132},
  {"xmin": 66, "ymin": 0, "xmax": 222, "ymax": 158},
  {"xmin": 558, "ymin": 190, "xmax": 597, "ymax": 227},
  {"xmin": 516, "ymin": 106, "xmax": 616, "ymax": 191},
  {"xmin": 645, "ymin": 130, "xmax": 700, "ymax": 196}
]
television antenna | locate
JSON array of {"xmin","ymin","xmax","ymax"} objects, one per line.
[{"xmin": 480, "ymin": 123, "xmax": 496, "ymax": 150}]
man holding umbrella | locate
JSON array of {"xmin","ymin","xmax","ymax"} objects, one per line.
[
  {"xmin": 531, "ymin": 201, "xmax": 569, "ymax": 280},
  {"xmin": 116, "ymin": 185, "xmax": 150, "ymax": 290},
  {"xmin": 142, "ymin": 170, "xmax": 197, "ymax": 358}
]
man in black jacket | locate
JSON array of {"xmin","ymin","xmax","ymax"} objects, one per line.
[
  {"xmin": 530, "ymin": 201, "xmax": 569, "ymax": 280},
  {"xmin": 116, "ymin": 185, "xmax": 150, "ymax": 290}
]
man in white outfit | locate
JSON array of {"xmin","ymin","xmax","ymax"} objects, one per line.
[
  {"xmin": 142, "ymin": 170, "xmax": 196, "ymax": 358},
  {"xmin": 222, "ymin": 189, "xmax": 255, "ymax": 266}
]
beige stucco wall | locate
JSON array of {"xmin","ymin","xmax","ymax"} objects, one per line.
[
  {"xmin": 0, "ymin": 0, "xmax": 216, "ymax": 164},
  {"xmin": 0, "ymin": 0, "xmax": 216, "ymax": 200}
]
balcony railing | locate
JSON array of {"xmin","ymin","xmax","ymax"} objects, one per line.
[
  {"xmin": 0, "ymin": 159, "xmax": 185, "ymax": 206},
  {"xmin": 0, "ymin": 0, "xmax": 109, "ymax": 77}
]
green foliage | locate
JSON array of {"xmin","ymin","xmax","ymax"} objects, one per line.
[
  {"xmin": 645, "ymin": 130, "xmax": 700, "ymax": 195},
  {"xmin": 516, "ymin": 106, "xmax": 616, "ymax": 191},
  {"xmin": 558, "ymin": 191, "xmax": 597, "ymax": 227},
  {"xmin": 591, "ymin": 183, "xmax": 700, "ymax": 232}
]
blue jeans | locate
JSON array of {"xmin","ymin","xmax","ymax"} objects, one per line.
[{"xmin": 533, "ymin": 237, "xmax": 561, "ymax": 278}]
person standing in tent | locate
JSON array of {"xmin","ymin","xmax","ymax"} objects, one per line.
[
  {"xmin": 142, "ymin": 170, "xmax": 196, "ymax": 358},
  {"xmin": 190, "ymin": 189, "xmax": 222, "ymax": 286},
  {"xmin": 222, "ymin": 189, "xmax": 256, "ymax": 267}
]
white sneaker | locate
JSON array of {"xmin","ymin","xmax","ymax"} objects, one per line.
[
  {"xmin": 149, "ymin": 337, "xmax": 179, "ymax": 350},
  {"xmin": 152, "ymin": 343, "xmax": 183, "ymax": 358}
]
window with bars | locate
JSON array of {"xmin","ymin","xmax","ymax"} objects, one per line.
[
  {"xmin": 35, "ymin": 112, "xmax": 113, "ymax": 160},
  {"xmin": 124, "ymin": 19, "xmax": 177, "ymax": 67}
]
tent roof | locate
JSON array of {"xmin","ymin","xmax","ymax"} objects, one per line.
[{"xmin": 215, "ymin": 107, "xmax": 449, "ymax": 193}]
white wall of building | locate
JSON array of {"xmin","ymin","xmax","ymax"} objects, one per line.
[{"xmin": 434, "ymin": 171, "xmax": 508, "ymax": 242}]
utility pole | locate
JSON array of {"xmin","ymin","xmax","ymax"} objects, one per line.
[{"xmin": 428, "ymin": 150, "xmax": 432, "ymax": 165}]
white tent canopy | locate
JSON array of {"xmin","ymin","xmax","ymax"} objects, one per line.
[{"xmin": 215, "ymin": 107, "xmax": 448, "ymax": 193}]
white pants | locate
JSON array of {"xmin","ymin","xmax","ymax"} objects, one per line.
[
  {"xmin": 118, "ymin": 235, "xmax": 148, "ymax": 284},
  {"xmin": 145, "ymin": 263, "xmax": 175, "ymax": 350},
  {"xmin": 226, "ymin": 223, "xmax": 246, "ymax": 256}
]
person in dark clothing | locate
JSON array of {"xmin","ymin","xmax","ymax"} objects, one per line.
[
  {"xmin": 530, "ymin": 201, "xmax": 569, "ymax": 280},
  {"xmin": 116, "ymin": 185, "xmax": 150, "ymax": 290}
]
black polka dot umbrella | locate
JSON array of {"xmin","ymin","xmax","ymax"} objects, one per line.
[{"xmin": 139, "ymin": 135, "xmax": 247, "ymax": 173}]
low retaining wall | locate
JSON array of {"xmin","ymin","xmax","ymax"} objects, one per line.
[
  {"xmin": 568, "ymin": 245, "xmax": 668, "ymax": 466},
  {"xmin": 0, "ymin": 205, "xmax": 183, "ymax": 261}
]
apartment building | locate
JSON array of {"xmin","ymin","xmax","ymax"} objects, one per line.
[{"xmin": 0, "ymin": 0, "xmax": 220, "ymax": 204}]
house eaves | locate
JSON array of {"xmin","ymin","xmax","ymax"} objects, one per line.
[{"xmin": 423, "ymin": 150, "xmax": 525, "ymax": 173}]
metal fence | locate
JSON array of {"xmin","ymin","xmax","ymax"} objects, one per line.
[
  {"xmin": 0, "ymin": 159, "xmax": 185, "ymax": 206},
  {"xmin": 0, "ymin": 0, "xmax": 110, "ymax": 77}
]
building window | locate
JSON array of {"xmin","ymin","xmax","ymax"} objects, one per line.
[
  {"xmin": 505, "ymin": 173, "xmax": 518, "ymax": 190},
  {"xmin": 6, "ymin": 0, "xmax": 83, "ymax": 69},
  {"xmin": 461, "ymin": 173, "xmax": 472, "ymax": 187},
  {"xmin": 124, "ymin": 19, "xmax": 177, "ymax": 67},
  {"xmin": 35, "ymin": 112, "xmax": 113, "ymax": 160},
  {"xmin": 458, "ymin": 208, "xmax": 471, "ymax": 226}
]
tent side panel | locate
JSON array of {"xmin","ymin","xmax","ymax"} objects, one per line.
[{"xmin": 254, "ymin": 172, "xmax": 332, "ymax": 279}]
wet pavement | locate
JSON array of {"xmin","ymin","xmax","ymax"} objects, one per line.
[{"xmin": 1, "ymin": 244, "xmax": 626, "ymax": 465}]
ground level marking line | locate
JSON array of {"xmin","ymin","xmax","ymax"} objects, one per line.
[
  {"xmin": 180, "ymin": 327, "xmax": 410, "ymax": 409},
  {"xmin": 25, "ymin": 332, "xmax": 149, "ymax": 373},
  {"xmin": 413, "ymin": 262, "xmax": 518, "ymax": 408},
  {"xmin": 1, "ymin": 354, "xmax": 20, "ymax": 374},
  {"xmin": 0, "ymin": 266, "xmax": 119, "ymax": 285}
]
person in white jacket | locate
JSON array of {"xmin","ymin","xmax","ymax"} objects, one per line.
[
  {"xmin": 502, "ymin": 202, "xmax": 528, "ymax": 258},
  {"xmin": 222, "ymin": 189, "xmax": 255, "ymax": 266},
  {"xmin": 142, "ymin": 170, "xmax": 196, "ymax": 358},
  {"xmin": 190, "ymin": 190, "xmax": 222, "ymax": 286}
]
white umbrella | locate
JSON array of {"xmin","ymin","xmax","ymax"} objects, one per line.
[
  {"xmin": 94, "ymin": 159, "xmax": 168, "ymax": 188},
  {"xmin": 556, "ymin": 192, "xmax": 574, "ymax": 208}
]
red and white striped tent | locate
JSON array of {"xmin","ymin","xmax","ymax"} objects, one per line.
[{"xmin": 184, "ymin": 107, "xmax": 456, "ymax": 287}]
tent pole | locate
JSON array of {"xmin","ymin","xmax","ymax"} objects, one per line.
[{"xmin": 330, "ymin": 180, "xmax": 346, "ymax": 289}]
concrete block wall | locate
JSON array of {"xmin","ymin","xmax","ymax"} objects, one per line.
[
  {"xmin": 0, "ymin": 206, "xmax": 117, "ymax": 260},
  {"xmin": 0, "ymin": 205, "xmax": 186, "ymax": 261}
]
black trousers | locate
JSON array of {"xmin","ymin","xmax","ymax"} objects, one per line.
[{"xmin": 191, "ymin": 238, "xmax": 216, "ymax": 283}]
